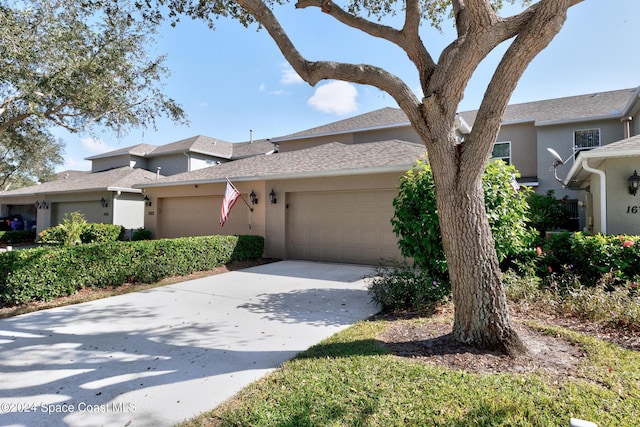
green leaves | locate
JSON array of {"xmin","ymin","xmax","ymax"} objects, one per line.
[
  {"xmin": 0, "ymin": 0, "xmax": 186, "ymax": 136},
  {"xmin": 392, "ymin": 159, "xmax": 537, "ymax": 278}
]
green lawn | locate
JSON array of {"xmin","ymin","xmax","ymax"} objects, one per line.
[{"xmin": 179, "ymin": 318, "xmax": 639, "ymax": 427}]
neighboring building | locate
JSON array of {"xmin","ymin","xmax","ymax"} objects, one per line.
[
  {"xmin": 0, "ymin": 135, "xmax": 275, "ymax": 233},
  {"xmin": 2, "ymin": 86, "xmax": 639, "ymax": 262}
]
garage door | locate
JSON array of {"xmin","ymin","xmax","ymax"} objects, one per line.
[
  {"xmin": 53, "ymin": 201, "xmax": 105, "ymax": 225},
  {"xmin": 287, "ymin": 190, "xmax": 402, "ymax": 265},
  {"xmin": 158, "ymin": 195, "xmax": 252, "ymax": 238}
]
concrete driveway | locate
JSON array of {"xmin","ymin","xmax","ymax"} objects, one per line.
[{"xmin": 0, "ymin": 260, "xmax": 379, "ymax": 427}]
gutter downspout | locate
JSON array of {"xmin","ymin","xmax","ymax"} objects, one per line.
[{"xmin": 581, "ymin": 159, "xmax": 606, "ymax": 234}]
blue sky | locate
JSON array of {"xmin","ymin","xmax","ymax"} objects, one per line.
[{"xmin": 56, "ymin": 0, "xmax": 640, "ymax": 171}]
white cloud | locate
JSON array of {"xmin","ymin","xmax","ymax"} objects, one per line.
[
  {"xmin": 81, "ymin": 137, "xmax": 115, "ymax": 154},
  {"xmin": 280, "ymin": 64, "xmax": 304, "ymax": 85},
  {"xmin": 307, "ymin": 81, "xmax": 358, "ymax": 115}
]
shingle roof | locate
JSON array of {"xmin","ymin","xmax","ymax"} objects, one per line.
[
  {"xmin": 274, "ymin": 87, "xmax": 638, "ymax": 142},
  {"xmin": 136, "ymin": 140, "xmax": 426, "ymax": 188},
  {"xmin": 86, "ymin": 143, "xmax": 158, "ymax": 160},
  {"xmin": 231, "ymin": 139, "xmax": 277, "ymax": 158},
  {"xmin": 273, "ymin": 107, "xmax": 411, "ymax": 140},
  {"xmin": 0, "ymin": 167, "xmax": 158, "ymax": 196},
  {"xmin": 460, "ymin": 87, "xmax": 638, "ymax": 126},
  {"xmin": 588, "ymin": 134, "xmax": 640, "ymax": 153},
  {"xmin": 85, "ymin": 135, "xmax": 275, "ymax": 162},
  {"xmin": 147, "ymin": 135, "xmax": 234, "ymax": 158}
]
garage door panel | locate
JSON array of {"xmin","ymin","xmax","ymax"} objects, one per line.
[
  {"xmin": 158, "ymin": 196, "xmax": 251, "ymax": 238},
  {"xmin": 287, "ymin": 190, "xmax": 402, "ymax": 265}
]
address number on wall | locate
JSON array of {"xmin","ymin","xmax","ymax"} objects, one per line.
[{"xmin": 626, "ymin": 206, "xmax": 640, "ymax": 214}]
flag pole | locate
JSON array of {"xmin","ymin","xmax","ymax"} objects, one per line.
[{"xmin": 226, "ymin": 177, "xmax": 253, "ymax": 212}]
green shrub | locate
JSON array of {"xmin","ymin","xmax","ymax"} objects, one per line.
[
  {"xmin": 38, "ymin": 212, "xmax": 122, "ymax": 245},
  {"xmin": 367, "ymin": 263, "xmax": 450, "ymax": 313},
  {"xmin": 0, "ymin": 235, "xmax": 264, "ymax": 306},
  {"xmin": 526, "ymin": 190, "xmax": 572, "ymax": 235},
  {"xmin": 81, "ymin": 223, "xmax": 124, "ymax": 243},
  {"xmin": 391, "ymin": 159, "xmax": 537, "ymax": 281},
  {"xmin": 131, "ymin": 228, "xmax": 152, "ymax": 241},
  {"xmin": 0, "ymin": 229, "xmax": 36, "ymax": 244},
  {"xmin": 534, "ymin": 232, "xmax": 640, "ymax": 288}
]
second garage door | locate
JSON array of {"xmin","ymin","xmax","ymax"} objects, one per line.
[{"xmin": 287, "ymin": 190, "xmax": 402, "ymax": 265}]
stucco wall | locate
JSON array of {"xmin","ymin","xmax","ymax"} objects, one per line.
[
  {"xmin": 536, "ymin": 119, "xmax": 626, "ymax": 198},
  {"xmin": 604, "ymin": 157, "xmax": 640, "ymax": 235},
  {"xmin": 147, "ymin": 154, "xmax": 189, "ymax": 177},
  {"xmin": 496, "ymin": 122, "xmax": 537, "ymax": 178}
]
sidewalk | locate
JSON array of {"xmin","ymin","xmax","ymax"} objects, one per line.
[{"xmin": 0, "ymin": 260, "xmax": 379, "ymax": 426}]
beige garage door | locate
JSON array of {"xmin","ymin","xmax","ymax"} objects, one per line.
[
  {"xmin": 158, "ymin": 195, "xmax": 252, "ymax": 238},
  {"xmin": 53, "ymin": 201, "xmax": 106, "ymax": 225},
  {"xmin": 287, "ymin": 190, "xmax": 402, "ymax": 265}
]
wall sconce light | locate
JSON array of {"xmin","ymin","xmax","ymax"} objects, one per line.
[
  {"xmin": 41, "ymin": 201, "xmax": 48, "ymax": 209},
  {"xmin": 629, "ymin": 170, "xmax": 640, "ymax": 196},
  {"xmin": 100, "ymin": 197, "xmax": 108, "ymax": 208},
  {"xmin": 34, "ymin": 201, "xmax": 40, "ymax": 209},
  {"xmin": 144, "ymin": 195, "xmax": 152, "ymax": 207},
  {"xmin": 249, "ymin": 190, "xmax": 258, "ymax": 205},
  {"xmin": 269, "ymin": 189, "xmax": 277, "ymax": 204}
]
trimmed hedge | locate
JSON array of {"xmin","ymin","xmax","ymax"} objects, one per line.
[
  {"xmin": 0, "ymin": 235, "xmax": 264, "ymax": 306},
  {"xmin": 0, "ymin": 230, "xmax": 36, "ymax": 245}
]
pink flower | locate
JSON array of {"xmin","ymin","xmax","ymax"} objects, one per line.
[
  {"xmin": 631, "ymin": 282, "xmax": 638, "ymax": 289},
  {"xmin": 536, "ymin": 246, "xmax": 543, "ymax": 255},
  {"xmin": 623, "ymin": 240, "xmax": 634, "ymax": 247},
  {"xmin": 548, "ymin": 266, "xmax": 553, "ymax": 273}
]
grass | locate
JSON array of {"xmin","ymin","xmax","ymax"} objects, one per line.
[{"xmin": 179, "ymin": 319, "xmax": 640, "ymax": 427}]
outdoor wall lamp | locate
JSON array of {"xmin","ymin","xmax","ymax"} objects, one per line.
[
  {"xmin": 144, "ymin": 195, "xmax": 152, "ymax": 207},
  {"xmin": 250, "ymin": 190, "xmax": 258, "ymax": 205},
  {"xmin": 100, "ymin": 197, "xmax": 108, "ymax": 208},
  {"xmin": 34, "ymin": 201, "xmax": 40, "ymax": 209},
  {"xmin": 41, "ymin": 201, "xmax": 48, "ymax": 209},
  {"xmin": 269, "ymin": 189, "xmax": 277, "ymax": 204},
  {"xmin": 629, "ymin": 170, "xmax": 640, "ymax": 196}
]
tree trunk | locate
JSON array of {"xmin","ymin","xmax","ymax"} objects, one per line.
[{"xmin": 428, "ymin": 136, "xmax": 526, "ymax": 356}]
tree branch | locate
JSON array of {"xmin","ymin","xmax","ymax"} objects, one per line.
[
  {"xmin": 466, "ymin": 0, "xmax": 584, "ymax": 168},
  {"xmin": 234, "ymin": 0, "xmax": 422, "ymax": 119},
  {"xmin": 294, "ymin": 0, "xmax": 436, "ymax": 77}
]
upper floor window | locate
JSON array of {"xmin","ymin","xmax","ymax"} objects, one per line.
[
  {"xmin": 490, "ymin": 141, "xmax": 511, "ymax": 165},
  {"xmin": 574, "ymin": 128, "xmax": 600, "ymax": 158}
]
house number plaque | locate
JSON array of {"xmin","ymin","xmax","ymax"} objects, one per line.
[{"xmin": 626, "ymin": 206, "xmax": 640, "ymax": 214}]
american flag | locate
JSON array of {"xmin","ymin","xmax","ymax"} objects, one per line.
[{"xmin": 220, "ymin": 180, "xmax": 240, "ymax": 226}]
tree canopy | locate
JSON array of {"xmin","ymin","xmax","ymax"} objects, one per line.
[
  {"xmin": 0, "ymin": 0, "xmax": 186, "ymax": 135},
  {"xmin": 0, "ymin": 0, "xmax": 187, "ymax": 190}
]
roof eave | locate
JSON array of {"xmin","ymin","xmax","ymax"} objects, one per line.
[
  {"xmin": 536, "ymin": 113, "xmax": 626, "ymax": 127},
  {"xmin": 135, "ymin": 164, "xmax": 413, "ymax": 189}
]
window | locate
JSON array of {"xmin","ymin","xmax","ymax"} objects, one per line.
[
  {"xmin": 574, "ymin": 128, "xmax": 600, "ymax": 158},
  {"xmin": 490, "ymin": 141, "xmax": 511, "ymax": 164}
]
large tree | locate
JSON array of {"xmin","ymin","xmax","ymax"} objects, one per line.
[
  {"xmin": 0, "ymin": 0, "xmax": 186, "ymax": 139},
  {"xmin": 130, "ymin": 0, "xmax": 582, "ymax": 354},
  {"xmin": 0, "ymin": 124, "xmax": 64, "ymax": 191}
]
